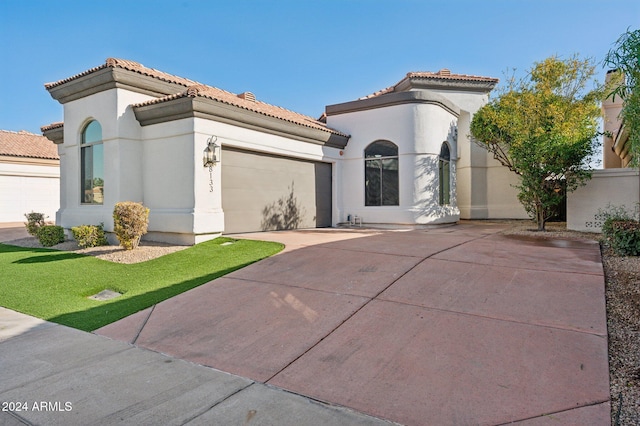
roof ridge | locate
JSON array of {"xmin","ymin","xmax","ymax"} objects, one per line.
[
  {"xmin": 0, "ymin": 129, "xmax": 43, "ymax": 136},
  {"xmin": 406, "ymin": 69, "xmax": 499, "ymax": 82},
  {"xmin": 45, "ymin": 57, "xmax": 201, "ymax": 89},
  {"xmin": 358, "ymin": 69, "xmax": 499, "ymax": 100}
]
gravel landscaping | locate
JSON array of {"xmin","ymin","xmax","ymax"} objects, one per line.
[
  {"xmin": 5, "ymin": 221, "xmax": 639, "ymax": 423},
  {"xmin": 5, "ymin": 237, "xmax": 187, "ymax": 264}
]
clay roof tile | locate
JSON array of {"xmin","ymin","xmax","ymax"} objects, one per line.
[
  {"xmin": 0, "ymin": 130, "xmax": 59, "ymax": 160},
  {"xmin": 47, "ymin": 58, "xmax": 346, "ymax": 137},
  {"xmin": 136, "ymin": 84, "xmax": 349, "ymax": 137}
]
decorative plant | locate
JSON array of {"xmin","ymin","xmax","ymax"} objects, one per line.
[
  {"xmin": 600, "ymin": 203, "xmax": 640, "ymax": 256},
  {"xmin": 36, "ymin": 225, "xmax": 65, "ymax": 247},
  {"xmin": 113, "ymin": 202, "xmax": 149, "ymax": 250},
  {"xmin": 71, "ymin": 223, "xmax": 108, "ymax": 248},
  {"xmin": 24, "ymin": 212, "xmax": 47, "ymax": 236},
  {"xmin": 470, "ymin": 56, "xmax": 603, "ymax": 231}
]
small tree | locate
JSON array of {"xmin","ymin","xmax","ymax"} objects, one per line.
[
  {"xmin": 470, "ymin": 56, "xmax": 603, "ymax": 231},
  {"xmin": 24, "ymin": 212, "xmax": 47, "ymax": 236}
]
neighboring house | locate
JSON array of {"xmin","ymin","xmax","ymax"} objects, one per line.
[
  {"xmin": 0, "ymin": 129, "xmax": 60, "ymax": 223},
  {"xmin": 566, "ymin": 70, "xmax": 639, "ymax": 232},
  {"xmin": 42, "ymin": 58, "xmax": 526, "ymax": 244},
  {"xmin": 602, "ymin": 69, "xmax": 633, "ymax": 168}
]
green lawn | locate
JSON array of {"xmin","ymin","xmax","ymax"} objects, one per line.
[{"xmin": 0, "ymin": 237, "xmax": 283, "ymax": 331}]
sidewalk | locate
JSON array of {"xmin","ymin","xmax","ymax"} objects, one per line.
[
  {"xmin": 0, "ymin": 308, "xmax": 390, "ymax": 425},
  {"xmin": 0, "ymin": 222, "xmax": 611, "ymax": 425}
]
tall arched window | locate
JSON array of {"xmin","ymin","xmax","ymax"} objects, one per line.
[
  {"xmin": 439, "ymin": 142, "xmax": 450, "ymax": 205},
  {"xmin": 81, "ymin": 120, "xmax": 104, "ymax": 204},
  {"xmin": 365, "ymin": 140, "xmax": 399, "ymax": 206}
]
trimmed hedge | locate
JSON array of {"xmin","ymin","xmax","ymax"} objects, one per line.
[
  {"xmin": 37, "ymin": 225, "xmax": 65, "ymax": 247},
  {"xmin": 71, "ymin": 223, "xmax": 108, "ymax": 248},
  {"xmin": 113, "ymin": 202, "xmax": 149, "ymax": 250}
]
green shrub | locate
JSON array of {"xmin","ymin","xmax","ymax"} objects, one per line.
[
  {"xmin": 113, "ymin": 201, "xmax": 149, "ymax": 250},
  {"xmin": 605, "ymin": 220, "xmax": 640, "ymax": 256},
  {"xmin": 24, "ymin": 212, "xmax": 47, "ymax": 236},
  {"xmin": 71, "ymin": 223, "xmax": 108, "ymax": 248},
  {"xmin": 599, "ymin": 203, "xmax": 640, "ymax": 256},
  {"xmin": 37, "ymin": 225, "xmax": 65, "ymax": 247}
]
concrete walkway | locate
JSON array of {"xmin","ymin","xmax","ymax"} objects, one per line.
[{"xmin": 0, "ymin": 223, "xmax": 610, "ymax": 425}]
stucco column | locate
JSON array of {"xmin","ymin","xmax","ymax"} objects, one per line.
[{"xmin": 193, "ymin": 133, "xmax": 225, "ymax": 242}]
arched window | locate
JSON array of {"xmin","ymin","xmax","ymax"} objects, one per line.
[
  {"xmin": 364, "ymin": 140, "xmax": 399, "ymax": 206},
  {"xmin": 439, "ymin": 142, "xmax": 450, "ymax": 205},
  {"xmin": 80, "ymin": 120, "xmax": 104, "ymax": 204}
]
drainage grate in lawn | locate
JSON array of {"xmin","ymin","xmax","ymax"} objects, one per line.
[{"xmin": 89, "ymin": 290, "xmax": 122, "ymax": 301}]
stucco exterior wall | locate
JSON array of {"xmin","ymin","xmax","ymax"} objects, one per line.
[
  {"xmin": 55, "ymin": 88, "xmax": 154, "ymax": 234},
  {"xmin": 567, "ymin": 168, "xmax": 640, "ymax": 232},
  {"xmin": 193, "ymin": 116, "xmax": 340, "ymax": 230},
  {"xmin": 421, "ymin": 89, "xmax": 488, "ymax": 114},
  {"xmin": 327, "ymin": 102, "xmax": 459, "ymax": 225},
  {"xmin": 0, "ymin": 160, "xmax": 59, "ymax": 222},
  {"xmin": 456, "ymin": 111, "xmax": 527, "ymax": 220}
]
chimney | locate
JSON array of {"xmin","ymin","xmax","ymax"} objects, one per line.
[{"xmin": 238, "ymin": 92, "xmax": 256, "ymax": 102}]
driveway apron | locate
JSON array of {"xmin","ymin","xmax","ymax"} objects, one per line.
[{"xmin": 96, "ymin": 223, "xmax": 610, "ymax": 425}]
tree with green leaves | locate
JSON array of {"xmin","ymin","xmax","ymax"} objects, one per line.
[
  {"xmin": 604, "ymin": 28, "xmax": 640, "ymax": 165},
  {"xmin": 470, "ymin": 56, "xmax": 603, "ymax": 231}
]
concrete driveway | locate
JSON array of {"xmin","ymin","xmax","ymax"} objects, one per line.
[{"xmin": 91, "ymin": 222, "xmax": 610, "ymax": 425}]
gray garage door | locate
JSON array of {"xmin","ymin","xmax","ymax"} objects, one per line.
[{"xmin": 221, "ymin": 147, "xmax": 332, "ymax": 234}]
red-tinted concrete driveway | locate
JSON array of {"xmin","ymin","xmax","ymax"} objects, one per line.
[{"xmin": 96, "ymin": 223, "xmax": 610, "ymax": 425}]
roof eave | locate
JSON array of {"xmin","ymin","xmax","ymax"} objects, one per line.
[
  {"xmin": 45, "ymin": 67, "xmax": 188, "ymax": 104},
  {"xmin": 613, "ymin": 122, "xmax": 632, "ymax": 164},
  {"xmin": 395, "ymin": 76, "xmax": 498, "ymax": 94},
  {"xmin": 134, "ymin": 96, "xmax": 349, "ymax": 149},
  {"xmin": 42, "ymin": 123, "xmax": 64, "ymax": 145},
  {"xmin": 326, "ymin": 90, "xmax": 461, "ymax": 117}
]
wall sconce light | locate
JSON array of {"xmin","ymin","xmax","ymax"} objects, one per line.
[
  {"xmin": 203, "ymin": 136, "xmax": 220, "ymax": 193},
  {"xmin": 203, "ymin": 136, "xmax": 220, "ymax": 167}
]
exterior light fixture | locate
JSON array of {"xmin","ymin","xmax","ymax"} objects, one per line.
[
  {"xmin": 203, "ymin": 136, "xmax": 220, "ymax": 167},
  {"xmin": 203, "ymin": 136, "xmax": 220, "ymax": 193}
]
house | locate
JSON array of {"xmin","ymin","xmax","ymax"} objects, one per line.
[
  {"xmin": 602, "ymin": 69, "xmax": 633, "ymax": 168},
  {"xmin": 42, "ymin": 58, "xmax": 526, "ymax": 244},
  {"xmin": 0, "ymin": 129, "xmax": 60, "ymax": 222},
  {"xmin": 566, "ymin": 69, "xmax": 639, "ymax": 232}
]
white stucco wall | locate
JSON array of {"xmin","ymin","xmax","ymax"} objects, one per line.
[
  {"xmin": 0, "ymin": 160, "xmax": 59, "ymax": 222},
  {"xmin": 328, "ymin": 102, "xmax": 459, "ymax": 225},
  {"xmin": 568, "ymin": 168, "xmax": 639, "ymax": 232},
  {"xmin": 455, "ymin": 109, "xmax": 527, "ymax": 220},
  {"xmin": 423, "ymin": 89, "xmax": 489, "ymax": 114},
  {"xmin": 56, "ymin": 88, "xmax": 154, "ymax": 233}
]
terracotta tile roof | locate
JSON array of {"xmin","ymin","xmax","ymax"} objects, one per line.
[
  {"xmin": 360, "ymin": 69, "xmax": 499, "ymax": 99},
  {"xmin": 45, "ymin": 58, "xmax": 200, "ymax": 90},
  {"xmin": 359, "ymin": 85, "xmax": 395, "ymax": 100},
  {"xmin": 0, "ymin": 130, "xmax": 59, "ymax": 160},
  {"xmin": 40, "ymin": 122, "xmax": 64, "ymax": 132},
  {"xmin": 405, "ymin": 69, "xmax": 499, "ymax": 83},
  {"xmin": 135, "ymin": 84, "xmax": 349, "ymax": 137},
  {"xmin": 47, "ymin": 58, "xmax": 346, "ymax": 137}
]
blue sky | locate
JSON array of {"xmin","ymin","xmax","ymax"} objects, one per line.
[{"xmin": 1, "ymin": 0, "xmax": 638, "ymax": 134}]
